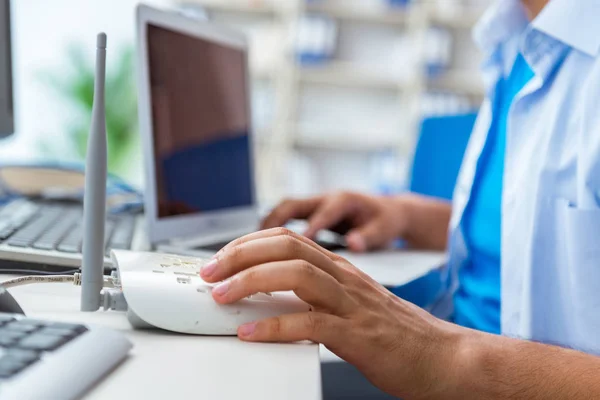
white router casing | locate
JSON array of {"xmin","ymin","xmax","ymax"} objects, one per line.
[{"xmin": 110, "ymin": 250, "xmax": 309, "ymax": 335}]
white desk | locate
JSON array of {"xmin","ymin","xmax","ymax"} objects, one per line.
[
  {"xmin": 339, "ymin": 249, "xmax": 447, "ymax": 287},
  {"xmin": 3, "ymin": 249, "xmax": 445, "ymax": 397},
  {"xmin": 7, "ymin": 280, "xmax": 322, "ymax": 400}
]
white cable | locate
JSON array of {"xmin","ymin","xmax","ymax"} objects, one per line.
[
  {"xmin": 0, "ymin": 273, "xmax": 118, "ymax": 289},
  {"xmin": 0, "ymin": 275, "xmax": 75, "ymax": 289}
]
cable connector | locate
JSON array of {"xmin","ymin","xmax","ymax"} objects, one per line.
[
  {"xmin": 74, "ymin": 273, "xmax": 118, "ymax": 289},
  {"xmin": 101, "ymin": 289, "xmax": 128, "ymax": 312}
]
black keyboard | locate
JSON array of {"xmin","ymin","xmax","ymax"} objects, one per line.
[
  {"xmin": 0, "ymin": 314, "xmax": 87, "ymax": 379},
  {"xmin": 0, "ymin": 199, "xmax": 135, "ymax": 257}
]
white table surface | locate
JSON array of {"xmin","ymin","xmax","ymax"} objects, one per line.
[
  {"xmin": 338, "ymin": 249, "xmax": 447, "ymax": 287},
  {"xmin": 6, "ymin": 280, "xmax": 322, "ymax": 400},
  {"xmin": 2, "ymin": 249, "xmax": 445, "ymax": 397}
]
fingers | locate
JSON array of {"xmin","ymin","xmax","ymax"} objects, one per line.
[
  {"xmin": 346, "ymin": 217, "xmax": 394, "ymax": 253},
  {"xmin": 201, "ymin": 230, "xmax": 346, "ymax": 283},
  {"xmin": 214, "ymin": 227, "xmax": 337, "ymax": 260},
  {"xmin": 212, "ymin": 260, "xmax": 353, "ymax": 315},
  {"xmin": 261, "ymin": 197, "xmax": 323, "ymax": 230},
  {"xmin": 237, "ymin": 312, "xmax": 345, "ymax": 346},
  {"xmin": 305, "ymin": 193, "xmax": 355, "ymax": 239}
]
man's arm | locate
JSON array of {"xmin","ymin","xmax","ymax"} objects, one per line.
[
  {"xmin": 447, "ymin": 330, "xmax": 600, "ymax": 399},
  {"xmin": 400, "ymin": 194, "xmax": 452, "ymax": 251},
  {"xmin": 204, "ymin": 229, "xmax": 600, "ymax": 400}
]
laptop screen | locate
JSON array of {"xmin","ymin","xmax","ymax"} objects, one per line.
[{"xmin": 147, "ymin": 24, "xmax": 253, "ymax": 219}]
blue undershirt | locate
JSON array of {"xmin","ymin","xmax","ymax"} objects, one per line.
[{"xmin": 454, "ymin": 54, "xmax": 535, "ymax": 334}]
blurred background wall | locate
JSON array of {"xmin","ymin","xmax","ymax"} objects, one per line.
[{"xmin": 2, "ymin": 0, "xmax": 492, "ymax": 204}]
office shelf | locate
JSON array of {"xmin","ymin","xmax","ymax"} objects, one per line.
[
  {"xmin": 305, "ymin": 3, "xmax": 409, "ymax": 25},
  {"xmin": 430, "ymin": 10, "xmax": 484, "ymax": 30},
  {"xmin": 181, "ymin": 0, "xmax": 278, "ymax": 15},
  {"xmin": 294, "ymin": 131, "xmax": 400, "ymax": 152},
  {"xmin": 299, "ymin": 63, "xmax": 413, "ymax": 90}
]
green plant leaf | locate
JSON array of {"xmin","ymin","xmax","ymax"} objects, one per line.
[{"xmin": 38, "ymin": 43, "xmax": 139, "ymax": 177}]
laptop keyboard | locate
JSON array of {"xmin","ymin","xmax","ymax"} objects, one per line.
[
  {"xmin": 0, "ymin": 199, "xmax": 135, "ymax": 256},
  {"xmin": 0, "ymin": 313, "xmax": 88, "ymax": 378}
]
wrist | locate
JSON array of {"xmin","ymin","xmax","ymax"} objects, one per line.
[
  {"xmin": 390, "ymin": 193, "xmax": 451, "ymax": 250},
  {"xmin": 442, "ymin": 326, "xmax": 505, "ymax": 399},
  {"xmin": 425, "ymin": 321, "xmax": 474, "ymax": 399},
  {"xmin": 397, "ymin": 320, "xmax": 472, "ymax": 400},
  {"xmin": 390, "ymin": 194, "xmax": 422, "ymax": 238}
]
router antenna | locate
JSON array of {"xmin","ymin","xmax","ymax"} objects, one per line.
[{"xmin": 81, "ymin": 33, "xmax": 108, "ymax": 312}]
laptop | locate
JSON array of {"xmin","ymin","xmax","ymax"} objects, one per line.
[
  {"xmin": 136, "ymin": 5, "xmax": 345, "ymax": 257},
  {"xmin": 0, "ymin": 5, "xmax": 343, "ymax": 274}
]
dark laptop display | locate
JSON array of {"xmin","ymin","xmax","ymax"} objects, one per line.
[{"xmin": 147, "ymin": 25, "xmax": 253, "ymax": 219}]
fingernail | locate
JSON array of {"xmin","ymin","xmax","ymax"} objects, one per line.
[
  {"xmin": 213, "ymin": 280, "xmax": 230, "ymax": 296},
  {"xmin": 238, "ymin": 322, "xmax": 256, "ymax": 337},
  {"xmin": 200, "ymin": 259, "xmax": 218, "ymax": 278},
  {"xmin": 346, "ymin": 232, "xmax": 366, "ymax": 252}
]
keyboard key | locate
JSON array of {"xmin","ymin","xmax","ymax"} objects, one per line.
[
  {"xmin": 9, "ymin": 319, "xmax": 47, "ymax": 328},
  {"xmin": 0, "ymin": 329, "xmax": 27, "ymax": 339},
  {"xmin": 0, "ymin": 221, "xmax": 12, "ymax": 231},
  {"xmin": 57, "ymin": 243, "xmax": 80, "ymax": 253},
  {"xmin": 33, "ymin": 210, "xmax": 78, "ymax": 251},
  {"xmin": 3, "ymin": 349, "xmax": 40, "ymax": 364},
  {"xmin": 10, "ymin": 203, "xmax": 40, "ymax": 226},
  {"xmin": 0, "ymin": 220, "xmax": 16, "ymax": 239},
  {"xmin": 5, "ymin": 322, "xmax": 40, "ymax": 334},
  {"xmin": 0, "ymin": 336, "xmax": 21, "ymax": 347},
  {"xmin": 31, "ymin": 242, "xmax": 55, "ymax": 250},
  {"xmin": 0, "ymin": 329, "xmax": 27, "ymax": 346},
  {"xmin": 57, "ymin": 223, "xmax": 83, "ymax": 253},
  {"xmin": 18, "ymin": 333, "xmax": 68, "ymax": 351},
  {"xmin": 47, "ymin": 322, "xmax": 87, "ymax": 334},
  {"xmin": 39, "ymin": 327, "xmax": 77, "ymax": 338},
  {"xmin": 0, "ymin": 315, "xmax": 16, "ymax": 324},
  {"xmin": 0, "ymin": 200, "xmax": 39, "ymax": 232},
  {"xmin": 0, "ymin": 358, "xmax": 27, "ymax": 378},
  {"xmin": 6, "ymin": 239, "xmax": 32, "ymax": 248}
]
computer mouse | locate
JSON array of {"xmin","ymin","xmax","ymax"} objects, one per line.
[
  {"xmin": 110, "ymin": 250, "xmax": 309, "ymax": 335},
  {"xmin": 0, "ymin": 286, "xmax": 25, "ymax": 315},
  {"xmin": 286, "ymin": 219, "xmax": 348, "ymax": 251}
]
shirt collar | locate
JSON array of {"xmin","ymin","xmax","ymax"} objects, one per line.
[
  {"xmin": 473, "ymin": 0, "xmax": 529, "ymax": 55},
  {"xmin": 475, "ymin": 0, "xmax": 600, "ymax": 57},
  {"xmin": 532, "ymin": 0, "xmax": 600, "ymax": 57},
  {"xmin": 474, "ymin": 0, "xmax": 598, "ymax": 89}
]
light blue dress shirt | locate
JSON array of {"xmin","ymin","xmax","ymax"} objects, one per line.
[{"xmin": 433, "ymin": 0, "xmax": 600, "ymax": 354}]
